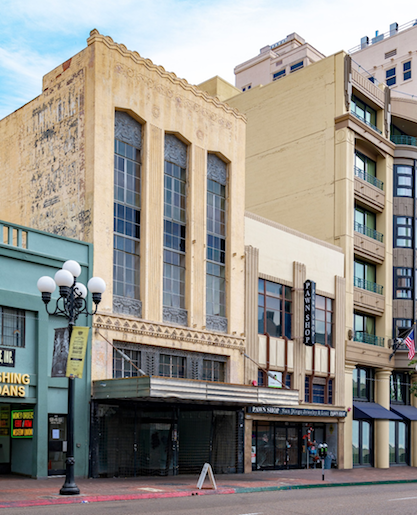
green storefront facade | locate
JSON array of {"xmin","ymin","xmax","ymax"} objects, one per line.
[{"xmin": 0, "ymin": 220, "xmax": 93, "ymax": 478}]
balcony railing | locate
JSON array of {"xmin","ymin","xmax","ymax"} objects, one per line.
[
  {"xmin": 354, "ymin": 331, "xmax": 385, "ymax": 347},
  {"xmin": 354, "ymin": 166, "xmax": 384, "ymax": 191},
  {"xmin": 390, "ymin": 134, "xmax": 417, "ymax": 147},
  {"xmin": 354, "ymin": 276, "xmax": 383, "ymax": 295},
  {"xmin": 351, "ymin": 110, "xmax": 382, "ymax": 134},
  {"xmin": 354, "ymin": 221, "xmax": 383, "ymax": 243}
]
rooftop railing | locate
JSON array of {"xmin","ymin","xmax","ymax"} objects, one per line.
[
  {"xmin": 354, "ymin": 221, "xmax": 383, "ymax": 243},
  {"xmin": 0, "ymin": 223, "xmax": 28, "ymax": 249},
  {"xmin": 348, "ymin": 19, "xmax": 417, "ymax": 54},
  {"xmin": 354, "ymin": 166, "xmax": 384, "ymax": 191},
  {"xmin": 354, "ymin": 276, "xmax": 384, "ymax": 295}
]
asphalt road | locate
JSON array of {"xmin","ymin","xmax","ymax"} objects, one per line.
[{"xmin": 4, "ymin": 483, "xmax": 417, "ymax": 514}]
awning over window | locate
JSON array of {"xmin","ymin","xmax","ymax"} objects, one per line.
[
  {"xmin": 353, "ymin": 401, "xmax": 401, "ymax": 420},
  {"xmin": 391, "ymin": 405, "xmax": 417, "ymax": 421}
]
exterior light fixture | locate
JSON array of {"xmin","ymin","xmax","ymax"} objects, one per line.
[{"xmin": 37, "ymin": 260, "xmax": 105, "ymax": 495}]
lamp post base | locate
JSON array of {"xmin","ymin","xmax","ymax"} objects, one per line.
[{"xmin": 60, "ymin": 482, "xmax": 80, "ymax": 496}]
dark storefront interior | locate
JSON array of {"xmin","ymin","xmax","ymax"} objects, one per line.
[
  {"xmin": 252, "ymin": 420, "xmax": 336, "ymax": 470},
  {"xmin": 90, "ymin": 401, "xmax": 244, "ymax": 477}
]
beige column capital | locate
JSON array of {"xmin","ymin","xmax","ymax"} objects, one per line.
[{"xmin": 375, "ymin": 369, "xmax": 393, "ymax": 381}]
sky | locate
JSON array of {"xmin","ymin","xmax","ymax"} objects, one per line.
[{"xmin": 1, "ymin": 0, "xmax": 417, "ymax": 120}]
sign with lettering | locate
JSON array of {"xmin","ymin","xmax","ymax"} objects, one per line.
[
  {"xmin": 11, "ymin": 409, "xmax": 34, "ymax": 438},
  {"xmin": 304, "ymin": 280, "xmax": 316, "ymax": 346},
  {"xmin": 247, "ymin": 406, "xmax": 347, "ymax": 417},
  {"xmin": 0, "ymin": 348, "xmax": 15, "ymax": 367},
  {"xmin": 66, "ymin": 327, "xmax": 89, "ymax": 379},
  {"xmin": 0, "ymin": 372, "xmax": 30, "ymax": 397}
]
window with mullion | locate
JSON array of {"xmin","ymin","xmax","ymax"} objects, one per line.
[
  {"xmin": 353, "ymin": 367, "xmax": 374, "ymax": 401},
  {"xmin": 206, "ymin": 178, "xmax": 226, "ymax": 317},
  {"xmin": 163, "ymin": 161, "xmax": 186, "ymax": 309},
  {"xmin": 394, "ymin": 267, "xmax": 413, "ymax": 299},
  {"xmin": 113, "ymin": 137, "xmax": 141, "ymax": 299},
  {"xmin": 0, "ymin": 307, "xmax": 25, "ymax": 347},
  {"xmin": 203, "ymin": 359, "xmax": 225, "ymax": 382},
  {"xmin": 159, "ymin": 354, "xmax": 185, "ymax": 378},
  {"xmin": 354, "ymin": 312, "xmax": 376, "ymax": 345},
  {"xmin": 354, "ymin": 259, "xmax": 376, "ymax": 291},
  {"xmin": 394, "ymin": 165, "xmax": 413, "ymax": 197},
  {"xmin": 386, "ymin": 67, "xmax": 396, "ymax": 86},
  {"xmin": 351, "ymin": 97, "xmax": 378, "ymax": 130},
  {"xmin": 403, "ymin": 61, "xmax": 412, "ymax": 81},
  {"xmin": 390, "ymin": 372, "xmax": 410, "ymax": 404},
  {"xmin": 112, "ymin": 347, "xmax": 140, "ymax": 378},
  {"xmin": 394, "ymin": 216, "xmax": 413, "ymax": 248},
  {"xmin": 355, "ymin": 151, "xmax": 376, "ymax": 178},
  {"xmin": 315, "ymin": 295, "xmax": 333, "ymax": 346},
  {"xmin": 258, "ymin": 278, "xmax": 292, "ymax": 338},
  {"xmin": 304, "ymin": 376, "xmax": 333, "ymax": 404}
]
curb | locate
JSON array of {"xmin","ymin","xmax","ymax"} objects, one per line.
[
  {"xmin": 233, "ymin": 478, "xmax": 417, "ymax": 494},
  {"xmin": 2, "ymin": 479, "xmax": 417, "ymax": 509}
]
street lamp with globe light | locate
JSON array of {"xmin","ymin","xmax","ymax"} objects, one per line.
[{"xmin": 37, "ymin": 260, "xmax": 105, "ymax": 495}]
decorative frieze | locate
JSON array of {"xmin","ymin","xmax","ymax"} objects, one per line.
[
  {"xmin": 113, "ymin": 295, "xmax": 142, "ymax": 318},
  {"xmin": 115, "ymin": 111, "xmax": 142, "ymax": 148},
  {"xmin": 206, "ymin": 315, "xmax": 228, "ymax": 333},
  {"xmin": 164, "ymin": 134, "xmax": 187, "ymax": 168},
  {"xmin": 207, "ymin": 154, "xmax": 227, "ymax": 185},
  {"xmin": 113, "ymin": 61, "xmax": 238, "ymax": 130},
  {"xmin": 163, "ymin": 307, "xmax": 188, "ymax": 326},
  {"xmin": 93, "ymin": 313, "xmax": 245, "ymax": 350}
]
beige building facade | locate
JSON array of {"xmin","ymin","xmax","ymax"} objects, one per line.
[
  {"xmin": 234, "ymin": 32, "xmax": 325, "ymax": 92},
  {"xmin": 0, "ymin": 30, "xmax": 300, "ymax": 477},
  {"xmin": 350, "ymin": 19, "xmax": 417, "ymax": 98},
  {"xmin": 199, "ymin": 48, "xmax": 417, "ymax": 469},
  {"xmin": 244, "ymin": 212, "xmax": 346, "ymax": 471}
]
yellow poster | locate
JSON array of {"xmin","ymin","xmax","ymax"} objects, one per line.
[{"xmin": 66, "ymin": 327, "xmax": 89, "ymax": 379}]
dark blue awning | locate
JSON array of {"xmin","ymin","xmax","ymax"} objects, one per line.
[
  {"xmin": 391, "ymin": 405, "xmax": 417, "ymax": 421},
  {"xmin": 353, "ymin": 402, "xmax": 401, "ymax": 420}
]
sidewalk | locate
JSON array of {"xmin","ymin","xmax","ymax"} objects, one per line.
[{"xmin": 2, "ymin": 467, "xmax": 417, "ymax": 509}]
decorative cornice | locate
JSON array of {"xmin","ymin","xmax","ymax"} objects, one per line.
[
  {"xmin": 93, "ymin": 312, "xmax": 245, "ymax": 350},
  {"xmin": 87, "ymin": 29, "xmax": 246, "ymax": 123}
]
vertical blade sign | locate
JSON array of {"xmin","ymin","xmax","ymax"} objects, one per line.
[{"xmin": 304, "ymin": 280, "xmax": 316, "ymax": 346}]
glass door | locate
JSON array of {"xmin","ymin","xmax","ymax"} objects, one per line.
[{"xmin": 274, "ymin": 425, "xmax": 300, "ymax": 469}]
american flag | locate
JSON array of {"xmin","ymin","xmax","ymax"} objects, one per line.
[{"xmin": 404, "ymin": 328, "xmax": 415, "ymax": 361}]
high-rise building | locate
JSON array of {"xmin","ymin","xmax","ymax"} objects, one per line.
[
  {"xmin": 200, "ymin": 44, "xmax": 417, "ymax": 468},
  {"xmin": 349, "ymin": 19, "xmax": 417, "ymax": 98}
]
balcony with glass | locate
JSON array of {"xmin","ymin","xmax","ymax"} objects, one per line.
[
  {"xmin": 391, "ymin": 134, "xmax": 417, "ymax": 147},
  {"xmin": 351, "ymin": 95, "xmax": 382, "ymax": 135},
  {"xmin": 354, "ymin": 313, "xmax": 384, "ymax": 347},
  {"xmin": 354, "ymin": 220, "xmax": 383, "ymax": 242},
  {"xmin": 354, "ymin": 152, "xmax": 383, "ymax": 191},
  {"xmin": 353, "ymin": 260, "xmax": 384, "ymax": 316},
  {"xmin": 354, "ymin": 261, "xmax": 383, "ymax": 294}
]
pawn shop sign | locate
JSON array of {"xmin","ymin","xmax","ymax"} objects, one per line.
[{"xmin": 66, "ymin": 327, "xmax": 89, "ymax": 379}]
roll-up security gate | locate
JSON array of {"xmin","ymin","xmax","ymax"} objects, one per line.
[{"xmin": 90, "ymin": 402, "xmax": 243, "ymax": 477}]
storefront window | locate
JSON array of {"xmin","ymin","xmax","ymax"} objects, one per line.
[
  {"xmin": 352, "ymin": 419, "xmax": 372, "ymax": 466},
  {"xmin": 389, "ymin": 420, "xmax": 407, "ymax": 464}
]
